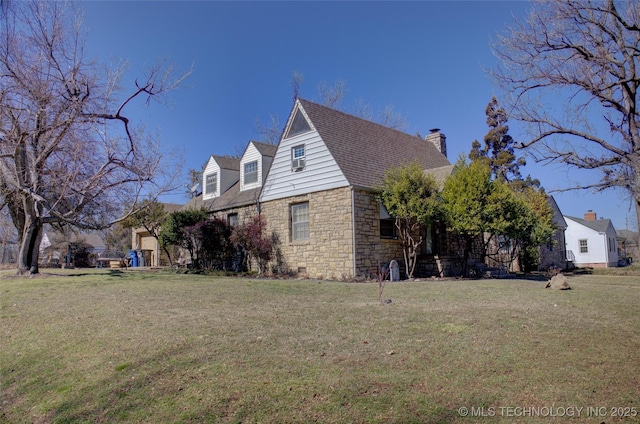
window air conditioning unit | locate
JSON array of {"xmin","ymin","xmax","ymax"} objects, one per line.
[{"xmin": 292, "ymin": 158, "xmax": 305, "ymax": 170}]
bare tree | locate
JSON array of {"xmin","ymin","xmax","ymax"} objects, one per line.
[
  {"xmin": 254, "ymin": 114, "xmax": 282, "ymax": 145},
  {"xmin": 317, "ymin": 78, "xmax": 347, "ymax": 109},
  {"xmin": 254, "ymin": 72, "xmax": 406, "ymax": 146},
  {"xmin": 0, "ymin": 1, "xmax": 188, "ymax": 274},
  {"xmin": 291, "ymin": 70, "xmax": 304, "ymax": 100},
  {"xmin": 352, "ymin": 98, "xmax": 407, "ymax": 131},
  {"xmin": 492, "ymin": 0, "xmax": 640, "ymax": 228}
]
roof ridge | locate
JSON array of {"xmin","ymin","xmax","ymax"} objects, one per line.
[
  {"xmin": 297, "ymin": 97, "xmax": 450, "ymax": 189},
  {"xmin": 298, "ymin": 98, "xmax": 420, "ymax": 140}
]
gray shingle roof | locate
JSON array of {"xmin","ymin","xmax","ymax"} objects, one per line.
[
  {"xmin": 424, "ymin": 164, "xmax": 455, "ymax": 188},
  {"xmin": 182, "ymin": 181, "xmax": 261, "ymax": 213},
  {"xmin": 251, "ymin": 141, "xmax": 277, "ymax": 157},
  {"xmin": 210, "ymin": 155, "xmax": 240, "ymax": 171},
  {"xmin": 565, "ymin": 215, "xmax": 613, "ymax": 233},
  {"xmin": 162, "ymin": 203, "xmax": 184, "ymax": 214},
  {"xmin": 298, "ymin": 99, "xmax": 451, "ymax": 189},
  {"xmin": 617, "ymin": 229, "xmax": 638, "ymax": 243}
]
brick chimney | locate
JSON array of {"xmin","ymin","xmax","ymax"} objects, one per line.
[
  {"xmin": 584, "ymin": 210, "xmax": 597, "ymax": 221},
  {"xmin": 425, "ymin": 128, "xmax": 447, "ymax": 158}
]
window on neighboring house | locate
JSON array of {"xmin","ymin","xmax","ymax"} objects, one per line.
[
  {"xmin": 579, "ymin": 239, "xmax": 588, "ymax": 253},
  {"xmin": 379, "ymin": 202, "xmax": 397, "ymax": 239},
  {"xmin": 291, "ymin": 202, "xmax": 310, "ymax": 241},
  {"xmin": 244, "ymin": 161, "xmax": 258, "ymax": 185},
  {"xmin": 227, "ymin": 213, "xmax": 238, "ymax": 227},
  {"xmin": 285, "ymin": 109, "xmax": 312, "ymax": 138},
  {"xmin": 205, "ymin": 173, "xmax": 217, "ymax": 195},
  {"xmin": 291, "ymin": 144, "xmax": 306, "ymax": 171}
]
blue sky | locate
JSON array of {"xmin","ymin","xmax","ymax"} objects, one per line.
[{"xmin": 80, "ymin": 1, "xmax": 637, "ymax": 231}]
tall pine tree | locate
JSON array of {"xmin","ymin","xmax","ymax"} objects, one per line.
[
  {"xmin": 470, "ymin": 97, "xmax": 528, "ymax": 184},
  {"xmin": 468, "ymin": 97, "xmax": 553, "ymax": 271}
]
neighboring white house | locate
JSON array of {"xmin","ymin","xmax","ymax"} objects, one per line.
[{"xmin": 564, "ymin": 211, "xmax": 618, "ymax": 268}]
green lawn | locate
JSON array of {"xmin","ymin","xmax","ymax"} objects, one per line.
[{"xmin": 1, "ymin": 269, "xmax": 639, "ymax": 423}]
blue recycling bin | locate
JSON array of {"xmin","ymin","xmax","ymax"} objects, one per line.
[{"xmin": 129, "ymin": 250, "xmax": 138, "ymax": 267}]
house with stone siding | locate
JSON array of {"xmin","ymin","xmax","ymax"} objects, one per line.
[
  {"xmin": 180, "ymin": 98, "xmax": 484, "ymax": 278},
  {"xmin": 537, "ymin": 196, "xmax": 567, "ymax": 270}
]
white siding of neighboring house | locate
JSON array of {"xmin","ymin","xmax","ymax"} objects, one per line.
[
  {"xmin": 565, "ymin": 218, "xmax": 618, "ymax": 267},
  {"xmin": 240, "ymin": 143, "xmax": 264, "ymax": 191},
  {"xmin": 260, "ymin": 105, "xmax": 348, "ymax": 202},
  {"xmin": 602, "ymin": 222, "xmax": 619, "ymax": 266},
  {"xmin": 202, "ymin": 157, "xmax": 239, "ymax": 200}
]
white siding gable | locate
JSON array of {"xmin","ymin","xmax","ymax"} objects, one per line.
[
  {"xmin": 240, "ymin": 142, "xmax": 266, "ymax": 191},
  {"xmin": 202, "ymin": 156, "xmax": 239, "ymax": 200},
  {"xmin": 260, "ymin": 101, "xmax": 348, "ymax": 202},
  {"xmin": 565, "ymin": 217, "xmax": 619, "ymax": 266},
  {"xmin": 202, "ymin": 158, "xmax": 220, "ymax": 200}
]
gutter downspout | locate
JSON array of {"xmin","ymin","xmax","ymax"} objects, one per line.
[{"xmin": 351, "ymin": 186, "xmax": 357, "ymax": 277}]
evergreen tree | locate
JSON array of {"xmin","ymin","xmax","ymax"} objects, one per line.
[
  {"xmin": 470, "ymin": 97, "xmax": 528, "ymax": 184},
  {"xmin": 377, "ymin": 162, "xmax": 440, "ymax": 279},
  {"xmin": 468, "ymin": 97, "xmax": 553, "ymax": 271},
  {"xmin": 159, "ymin": 208, "xmax": 209, "ymax": 266}
]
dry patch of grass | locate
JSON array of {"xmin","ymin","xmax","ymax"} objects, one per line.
[{"xmin": 1, "ymin": 270, "xmax": 639, "ymax": 423}]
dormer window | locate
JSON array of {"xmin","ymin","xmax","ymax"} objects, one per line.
[
  {"xmin": 205, "ymin": 172, "xmax": 217, "ymax": 195},
  {"xmin": 244, "ymin": 161, "xmax": 258, "ymax": 185},
  {"xmin": 291, "ymin": 144, "xmax": 305, "ymax": 171}
]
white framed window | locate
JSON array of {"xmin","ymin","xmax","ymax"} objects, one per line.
[
  {"xmin": 244, "ymin": 161, "xmax": 258, "ymax": 185},
  {"xmin": 579, "ymin": 239, "xmax": 588, "ymax": 253},
  {"xmin": 291, "ymin": 144, "xmax": 306, "ymax": 171},
  {"xmin": 205, "ymin": 173, "xmax": 217, "ymax": 195},
  {"xmin": 291, "ymin": 202, "xmax": 310, "ymax": 241}
]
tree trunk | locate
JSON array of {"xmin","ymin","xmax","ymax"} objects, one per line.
[
  {"xmin": 17, "ymin": 215, "xmax": 43, "ymax": 275},
  {"xmin": 162, "ymin": 245, "xmax": 173, "ymax": 267},
  {"xmin": 636, "ymin": 194, "xmax": 640, "ymax": 237}
]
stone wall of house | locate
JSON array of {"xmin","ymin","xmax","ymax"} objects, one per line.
[
  {"xmin": 415, "ymin": 228, "xmax": 484, "ymax": 277},
  {"xmin": 258, "ymin": 186, "xmax": 486, "ymax": 279},
  {"xmin": 485, "ymin": 234, "xmax": 521, "ymax": 273},
  {"xmin": 352, "ymin": 189, "xmax": 403, "ymax": 278},
  {"xmin": 352, "ymin": 192, "xmax": 485, "ymax": 279},
  {"xmin": 260, "ymin": 187, "xmax": 354, "ymax": 279},
  {"xmin": 212, "ymin": 205, "xmax": 259, "ymax": 226},
  {"xmin": 538, "ymin": 228, "xmax": 567, "ymax": 271}
]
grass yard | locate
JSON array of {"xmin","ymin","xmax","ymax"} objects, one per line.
[{"xmin": 1, "ymin": 269, "xmax": 639, "ymax": 423}]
